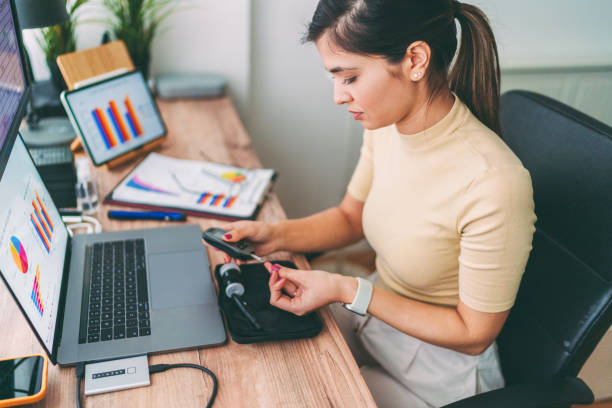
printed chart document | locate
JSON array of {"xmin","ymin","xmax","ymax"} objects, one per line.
[{"xmin": 105, "ymin": 153, "xmax": 276, "ymax": 220}]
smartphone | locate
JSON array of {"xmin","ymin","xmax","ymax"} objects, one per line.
[
  {"xmin": 0, "ymin": 354, "xmax": 48, "ymax": 407},
  {"xmin": 202, "ymin": 227, "xmax": 259, "ymax": 260}
]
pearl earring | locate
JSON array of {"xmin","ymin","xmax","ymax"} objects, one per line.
[{"xmin": 413, "ymin": 71, "xmax": 422, "ymax": 79}]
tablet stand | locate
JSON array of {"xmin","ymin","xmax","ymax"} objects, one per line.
[{"xmin": 56, "ymin": 40, "xmax": 167, "ymax": 168}]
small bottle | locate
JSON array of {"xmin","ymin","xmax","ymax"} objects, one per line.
[{"xmin": 75, "ymin": 157, "xmax": 99, "ymax": 214}]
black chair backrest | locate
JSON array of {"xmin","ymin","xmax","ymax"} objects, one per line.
[{"xmin": 497, "ymin": 91, "xmax": 612, "ymax": 385}]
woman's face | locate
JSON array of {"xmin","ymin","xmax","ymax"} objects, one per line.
[{"xmin": 316, "ymin": 32, "xmax": 419, "ymax": 130}]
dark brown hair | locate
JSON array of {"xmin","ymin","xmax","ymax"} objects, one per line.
[{"xmin": 305, "ymin": 0, "xmax": 502, "ymax": 135}]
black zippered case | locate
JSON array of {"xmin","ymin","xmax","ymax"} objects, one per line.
[{"xmin": 213, "ymin": 261, "xmax": 323, "ymax": 344}]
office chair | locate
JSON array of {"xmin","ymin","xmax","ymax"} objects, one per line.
[{"xmin": 443, "ymin": 91, "xmax": 612, "ymax": 408}]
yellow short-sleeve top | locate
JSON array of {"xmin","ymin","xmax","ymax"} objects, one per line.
[{"xmin": 347, "ymin": 96, "xmax": 536, "ymax": 313}]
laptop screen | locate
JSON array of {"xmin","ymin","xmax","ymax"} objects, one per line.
[
  {"xmin": 0, "ymin": 136, "xmax": 69, "ymax": 355},
  {"xmin": 62, "ymin": 71, "xmax": 166, "ymax": 166}
]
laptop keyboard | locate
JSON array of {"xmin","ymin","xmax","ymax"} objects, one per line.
[{"xmin": 78, "ymin": 239, "xmax": 151, "ymax": 344}]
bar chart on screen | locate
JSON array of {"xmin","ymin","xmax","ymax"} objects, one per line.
[
  {"xmin": 62, "ymin": 71, "xmax": 167, "ymax": 165},
  {"xmin": 91, "ymin": 95, "xmax": 144, "ymax": 150},
  {"xmin": 30, "ymin": 190, "xmax": 54, "ymax": 254},
  {"xmin": 31, "ymin": 265, "xmax": 44, "ymax": 317}
]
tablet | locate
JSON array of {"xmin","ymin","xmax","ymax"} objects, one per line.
[{"xmin": 61, "ymin": 71, "xmax": 166, "ymax": 166}]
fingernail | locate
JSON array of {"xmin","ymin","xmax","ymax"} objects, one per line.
[
  {"xmin": 271, "ymin": 264, "xmax": 281, "ymax": 272},
  {"xmin": 224, "ymin": 233, "xmax": 232, "ymax": 239},
  {"xmin": 278, "ymin": 278, "xmax": 285, "ymax": 283}
]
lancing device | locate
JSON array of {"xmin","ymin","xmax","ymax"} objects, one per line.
[
  {"xmin": 219, "ymin": 263, "xmax": 262, "ymax": 330},
  {"xmin": 202, "ymin": 227, "xmax": 265, "ymax": 262}
]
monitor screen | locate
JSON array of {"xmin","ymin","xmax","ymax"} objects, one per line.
[
  {"xmin": 62, "ymin": 71, "xmax": 166, "ymax": 165},
  {"xmin": 0, "ymin": 136, "xmax": 69, "ymax": 356},
  {"xmin": 0, "ymin": 0, "xmax": 27, "ymax": 155}
]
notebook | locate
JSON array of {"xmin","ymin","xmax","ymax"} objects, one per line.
[{"xmin": 104, "ymin": 152, "xmax": 277, "ymax": 220}]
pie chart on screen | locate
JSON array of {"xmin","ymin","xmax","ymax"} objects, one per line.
[{"xmin": 10, "ymin": 236, "xmax": 28, "ymax": 274}]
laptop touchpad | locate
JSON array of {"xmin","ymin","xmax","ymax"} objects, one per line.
[{"xmin": 149, "ymin": 251, "xmax": 211, "ymax": 309}]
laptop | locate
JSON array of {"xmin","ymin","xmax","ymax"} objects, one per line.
[
  {"xmin": 60, "ymin": 70, "xmax": 166, "ymax": 167},
  {"xmin": 0, "ymin": 135, "xmax": 227, "ymax": 365}
]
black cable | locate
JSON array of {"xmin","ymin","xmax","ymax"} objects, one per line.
[
  {"xmin": 75, "ymin": 363, "xmax": 85, "ymax": 408},
  {"xmin": 74, "ymin": 361, "xmax": 217, "ymax": 408},
  {"xmin": 149, "ymin": 363, "xmax": 218, "ymax": 408}
]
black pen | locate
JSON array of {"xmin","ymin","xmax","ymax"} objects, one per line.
[
  {"xmin": 108, "ymin": 210, "xmax": 186, "ymax": 221},
  {"xmin": 231, "ymin": 295, "xmax": 262, "ymax": 330}
]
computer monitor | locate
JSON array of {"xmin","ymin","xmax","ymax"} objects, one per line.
[{"xmin": 0, "ymin": 0, "xmax": 30, "ymax": 172}]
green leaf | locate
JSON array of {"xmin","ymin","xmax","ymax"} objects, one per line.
[
  {"xmin": 102, "ymin": 0, "xmax": 193, "ymax": 77},
  {"xmin": 36, "ymin": 0, "xmax": 93, "ymax": 60}
]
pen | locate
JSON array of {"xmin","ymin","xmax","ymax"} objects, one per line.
[
  {"xmin": 108, "ymin": 210, "xmax": 186, "ymax": 221},
  {"xmin": 231, "ymin": 295, "xmax": 262, "ymax": 330}
]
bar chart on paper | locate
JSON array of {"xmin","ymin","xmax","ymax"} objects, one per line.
[{"xmin": 108, "ymin": 153, "xmax": 276, "ymax": 219}]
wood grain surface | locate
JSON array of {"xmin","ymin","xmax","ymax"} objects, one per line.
[
  {"xmin": 1, "ymin": 97, "xmax": 375, "ymax": 407},
  {"xmin": 56, "ymin": 41, "xmax": 134, "ymax": 90}
]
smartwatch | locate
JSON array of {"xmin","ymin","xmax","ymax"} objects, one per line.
[{"xmin": 342, "ymin": 277, "xmax": 373, "ymax": 316}]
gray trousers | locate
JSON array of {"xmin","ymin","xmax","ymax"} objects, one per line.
[{"xmin": 330, "ymin": 275, "xmax": 504, "ymax": 408}]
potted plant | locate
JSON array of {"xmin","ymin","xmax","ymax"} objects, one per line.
[
  {"xmin": 103, "ymin": 0, "xmax": 180, "ymax": 80},
  {"xmin": 37, "ymin": 0, "xmax": 90, "ymax": 91}
]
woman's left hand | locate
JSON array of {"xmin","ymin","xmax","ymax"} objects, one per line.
[{"xmin": 264, "ymin": 262, "xmax": 356, "ymax": 316}]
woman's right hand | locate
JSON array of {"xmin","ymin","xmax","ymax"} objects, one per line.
[{"xmin": 218, "ymin": 220, "xmax": 281, "ymax": 264}]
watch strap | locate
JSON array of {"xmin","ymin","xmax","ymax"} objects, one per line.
[{"xmin": 342, "ymin": 277, "xmax": 373, "ymax": 316}]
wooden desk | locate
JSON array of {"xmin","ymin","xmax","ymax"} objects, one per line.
[{"xmin": 0, "ymin": 97, "xmax": 375, "ymax": 407}]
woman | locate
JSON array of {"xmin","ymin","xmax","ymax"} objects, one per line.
[{"xmin": 218, "ymin": 1, "xmax": 536, "ymax": 406}]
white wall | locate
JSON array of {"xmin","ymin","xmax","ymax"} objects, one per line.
[
  {"xmin": 247, "ymin": 0, "xmax": 612, "ymax": 218},
  {"xmin": 246, "ymin": 0, "xmax": 362, "ymax": 218},
  {"xmin": 23, "ymin": 0, "xmax": 612, "ymax": 220},
  {"xmin": 470, "ymin": 0, "xmax": 612, "ymax": 68},
  {"xmin": 23, "ymin": 0, "xmax": 251, "ymax": 120},
  {"xmin": 471, "ymin": 0, "xmax": 612, "ymax": 135},
  {"xmin": 150, "ymin": 1, "xmax": 251, "ymax": 118}
]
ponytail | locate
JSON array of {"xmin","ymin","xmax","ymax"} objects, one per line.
[
  {"xmin": 450, "ymin": 1, "xmax": 501, "ymax": 135},
  {"xmin": 306, "ymin": 0, "xmax": 502, "ymax": 135}
]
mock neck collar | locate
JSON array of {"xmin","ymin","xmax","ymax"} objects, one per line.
[{"xmin": 394, "ymin": 94, "xmax": 467, "ymax": 150}]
